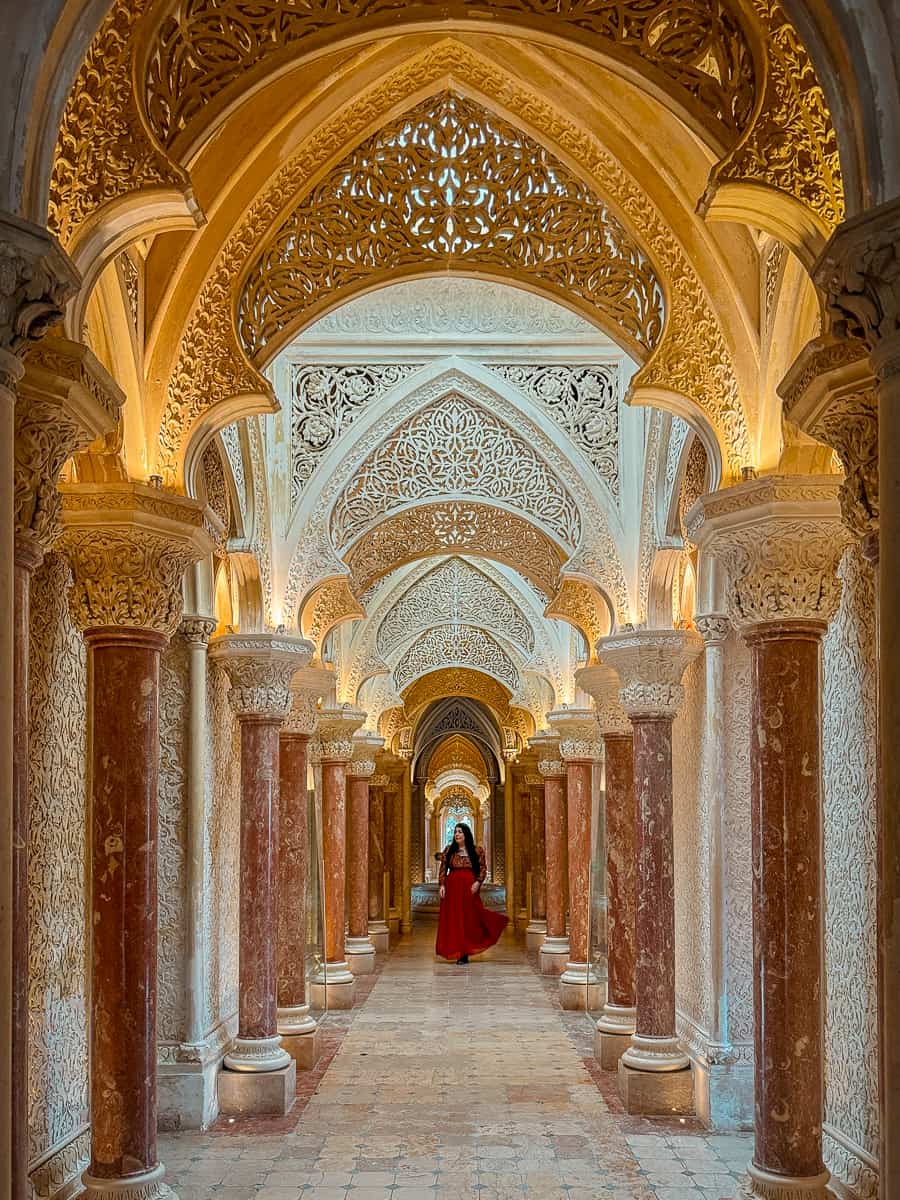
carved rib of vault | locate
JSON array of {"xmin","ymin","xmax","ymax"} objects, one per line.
[
  {"xmin": 237, "ymin": 92, "xmax": 665, "ymax": 362},
  {"xmin": 329, "ymin": 392, "xmax": 583, "ymax": 551},
  {"xmin": 393, "ymin": 624, "xmax": 520, "ymax": 693},
  {"xmin": 376, "ymin": 558, "xmax": 535, "ymax": 659}
]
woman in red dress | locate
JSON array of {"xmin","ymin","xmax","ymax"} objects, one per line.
[{"xmin": 435, "ymin": 822, "xmax": 509, "ymax": 963}]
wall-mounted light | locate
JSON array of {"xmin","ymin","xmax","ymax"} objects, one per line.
[{"xmin": 148, "ymin": 474, "xmax": 163, "ymax": 489}]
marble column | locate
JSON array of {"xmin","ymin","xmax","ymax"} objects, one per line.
[
  {"xmin": 578, "ymin": 662, "xmax": 637, "ymax": 1069},
  {"xmin": 60, "ymin": 482, "xmax": 214, "ymax": 1200},
  {"xmin": 533, "ymin": 736, "xmax": 569, "ymax": 975},
  {"xmin": 692, "ymin": 477, "xmax": 848, "ymax": 1195},
  {"xmin": 503, "ymin": 768, "xmax": 515, "ymax": 921},
  {"xmin": 346, "ymin": 733, "xmax": 384, "ymax": 975},
  {"xmin": 600, "ymin": 629, "xmax": 703, "ymax": 1115},
  {"xmin": 547, "ymin": 710, "xmax": 603, "ymax": 1010},
  {"xmin": 277, "ymin": 673, "xmax": 328, "ymax": 1068},
  {"xmin": 816, "ymin": 208, "xmax": 899, "ymax": 1199},
  {"xmin": 400, "ymin": 766, "xmax": 413, "ymax": 933},
  {"xmin": 385, "ymin": 777, "xmax": 401, "ymax": 934},
  {"xmin": 313, "ymin": 706, "xmax": 365, "ymax": 1008},
  {"xmin": 514, "ymin": 774, "xmax": 530, "ymax": 930},
  {"xmin": 368, "ymin": 773, "xmax": 390, "ymax": 951},
  {"xmin": 10, "ymin": 335, "xmax": 120, "ymax": 1197},
  {"xmin": 525, "ymin": 774, "xmax": 547, "ymax": 951},
  {"xmin": 209, "ymin": 634, "xmax": 313, "ymax": 1116}
]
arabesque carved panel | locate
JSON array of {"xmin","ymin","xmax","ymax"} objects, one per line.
[
  {"xmin": 394, "ymin": 624, "xmax": 520, "ymax": 692},
  {"xmin": 237, "ymin": 92, "xmax": 665, "ymax": 361},
  {"xmin": 158, "ymin": 635, "xmax": 189, "ymax": 1046}
]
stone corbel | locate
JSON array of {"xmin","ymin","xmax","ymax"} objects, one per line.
[
  {"xmin": 598, "ymin": 628, "xmax": 703, "ymax": 719},
  {"xmin": 0, "ymin": 215, "xmax": 79, "ymax": 360},
  {"xmin": 209, "ymin": 632, "xmax": 315, "ymax": 719}
]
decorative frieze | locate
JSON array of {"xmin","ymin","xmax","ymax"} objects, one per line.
[
  {"xmin": 209, "ymin": 633, "xmax": 315, "ymax": 718},
  {"xmin": 59, "ymin": 483, "xmax": 217, "ymax": 636}
]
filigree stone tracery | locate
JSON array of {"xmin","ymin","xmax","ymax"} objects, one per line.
[
  {"xmin": 394, "ymin": 625, "xmax": 520, "ymax": 693},
  {"xmin": 237, "ymin": 92, "xmax": 664, "ymax": 361},
  {"xmin": 330, "ymin": 392, "xmax": 582, "ymax": 550}
]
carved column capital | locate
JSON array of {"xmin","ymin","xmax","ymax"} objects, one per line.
[
  {"xmin": 370, "ymin": 773, "xmax": 390, "ymax": 789},
  {"xmin": 529, "ymin": 731, "xmax": 566, "ymax": 777},
  {"xmin": 59, "ymin": 482, "xmax": 217, "ymax": 637},
  {"xmin": 349, "ymin": 732, "xmax": 385, "ymax": 779},
  {"xmin": 180, "ymin": 615, "xmax": 217, "ymax": 645},
  {"xmin": 815, "ymin": 196, "xmax": 900, "ymax": 364},
  {"xmin": 576, "ymin": 663, "xmax": 631, "ymax": 734},
  {"xmin": 15, "ymin": 337, "xmax": 123, "ymax": 568},
  {"xmin": 695, "ymin": 613, "xmax": 731, "ymax": 646},
  {"xmin": 317, "ymin": 705, "xmax": 367, "ymax": 763},
  {"xmin": 282, "ymin": 665, "xmax": 332, "ymax": 735},
  {"xmin": 546, "ymin": 707, "xmax": 603, "ymax": 761},
  {"xmin": 0, "ymin": 215, "xmax": 79, "ymax": 357},
  {"xmin": 599, "ymin": 628, "xmax": 704, "ymax": 719},
  {"xmin": 689, "ymin": 476, "xmax": 850, "ymax": 634},
  {"xmin": 209, "ymin": 632, "xmax": 315, "ymax": 719},
  {"xmin": 780, "ymin": 336, "xmax": 878, "ymax": 559}
]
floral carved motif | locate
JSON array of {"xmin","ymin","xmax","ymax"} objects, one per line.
[
  {"xmin": 301, "ymin": 578, "xmax": 365, "ymax": 656},
  {"xmin": 600, "ymin": 628, "xmax": 703, "ymax": 717},
  {"xmin": 547, "ymin": 708, "xmax": 603, "ymax": 761},
  {"xmin": 290, "ymin": 363, "xmax": 424, "ymax": 507},
  {"xmin": 238, "ymin": 93, "xmax": 664, "ymax": 363},
  {"xmin": 210, "ymin": 634, "xmax": 315, "ymax": 717},
  {"xmin": 544, "ymin": 578, "xmax": 611, "ymax": 660},
  {"xmin": 201, "ymin": 440, "xmax": 231, "ymax": 553},
  {"xmin": 393, "ymin": 624, "xmax": 520, "ymax": 693},
  {"xmin": 219, "ymin": 425, "xmax": 247, "ymax": 520},
  {"xmin": 486, "ymin": 363, "xmax": 620, "ymax": 494},
  {"xmin": 330, "ymin": 393, "xmax": 582, "ymax": 550},
  {"xmin": 0, "ymin": 220, "xmax": 79, "ymax": 356}
]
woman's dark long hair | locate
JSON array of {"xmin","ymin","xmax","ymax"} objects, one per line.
[{"xmin": 443, "ymin": 822, "xmax": 480, "ymax": 878}]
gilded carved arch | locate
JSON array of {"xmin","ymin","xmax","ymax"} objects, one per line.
[{"xmin": 403, "ymin": 668, "xmax": 513, "ymax": 724}]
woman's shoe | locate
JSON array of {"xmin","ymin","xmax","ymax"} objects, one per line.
[{"xmin": 456, "ymin": 955, "xmax": 469, "ymax": 964}]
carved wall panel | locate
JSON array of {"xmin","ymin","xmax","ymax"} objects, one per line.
[
  {"xmin": 157, "ymin": 635, "xmax": 189, "ymax": 1046},
  {"xmin": 394, "ymin": 624, "xmax": 520, "ymax": 693},
  {"xmin": 27, "ymin": 554, "xmax": 89, "ymax": 1169},
  {"xmin": 219, "ymin": 425, "xmax": 247, "ymax": 521},
  {"xmin": 290, "ymin": 363, "xmax": 424, "ymax": 507},
  {"xmin": 377, "ymin": 557, "xmax": 534, "ymax": 659},
  {"xmin": 822, "ymin": 545, "xmax": 879, "ymax": 1197},
  {"xmin": 487, "ymin": 363, "xmax": 619, "ymax": 495},
  {"xmin": 237, "ymin": 92, "xmax": 665, "ymax": 362},
  {"xmin": 205, "ymin": 662, "xmax": 241, "ymax": 1032},
  {"xmin": 201, "ymin": 440, "xmax": 231, "ymax": 550},
  {"xmin": 330, "ymin": 393, "xmax": 582, "ymax": 550}
]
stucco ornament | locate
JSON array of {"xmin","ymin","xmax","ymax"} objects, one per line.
[
  {"xmin": 546, "ymin": 708, "xmax": 603, "ymax": 761},
  {"xmin": 209, "ymin": 632, "xmax": 315, "ymax": 718},
  {"xmin": 576, "ymin": 664, "xmax": 631, "ymax": 734},
  {"xmin": 349, "ymin": 732, "xmax": 385, "ymax": 778},
  {"xmin": 599, "ymin": 628, "xmax": 703, "ymax": 718},
  {"xmin": 0, "ymin": 216, "xmax": 79, "ymax": 357},
  {"xmin": 317, "ymin": 705, "xmax": 367, "ymax": 760}
]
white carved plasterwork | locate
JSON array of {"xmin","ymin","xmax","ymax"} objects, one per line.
[
  {"xmin": 247, "ymin": 417, "xmax": 273, "ymax": 618},
  {"xmin": 394, "ymin": 624, "xmax": 520, "ymax": 694},
  {"xmin": 376, "ymin": 557, "xmax": 534, "ymax": 659},
  {"xmin": 219, "ymin": 424, "xmax": 247, "ymax": 521},
  {"xmin": 329, "ymin": 393, "xmax": 582, "ymax": 551},
  {"xmin": 27, "ymin": 554, "xmax": 89, "ymax": 1167},
  {"xmin": 485, "ymin": 363, "xmax": 619, "ymax": 496},
  {"xmin": 600, "ymin": 629, "xmax": 703, "ymax": 719},
  {"xmin": 282, "ymin": 368, "xmax": 628, "ymax": 623},
  {"xmin": 290, "ymin": 362, "xmax": 424, "ymax": 507},
  {"xmin": 205, "ymin": 662, "xmax": 240, "ymax": 1031},
  {"xmin": 210, "ymin": 633, "xmax": 315, "ymax": 718},
  {"xmin": 822, "ymin": 544, "xmax": 879, "ymax": 1197},
  {"xmin": 637, "ymin": 410, "xmax": 663, "ymax": 621},
  {"xmin": 158, "ymin": 635, "xmax": 189, "ymax": 1047}
]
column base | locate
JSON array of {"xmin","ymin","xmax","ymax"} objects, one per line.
[
  {"xmin": 280, "ymin": 1028, "xmax": 323, "ymax": 1070},
  {"xmin": 388, "ymin": 913, "xmax": 400, "ymax": 935},
  {"xmin": 596, "ymin": 1003, "xmax": 636, "ymax": 1067},
  {"xmin": 158, "ymin": 1055, "xmax": 224, "ymax": 1131},
  {"xmin": 277, "ymin": 1004, "xmax": 317, "ymax": 1037},
  {"xmin": 310, "ymin": 962, "xmax": 355, "ymax": 1010},
  {"xmin": 621, "ymin": 1033, "xmax": 690, "ymax": 1073},
  {"xmin": 369, "ymin": 921, "xmax": 390, "ymax": 953},
  {"xmin": 345, "ymin": 936, "xmax": 376, "ymax": 975},
  {"xmin": 746, "ymin": 1165, "xmax": 831, "ymax": 1200},
  {"xmin": 525, "ymin": 920, "xmax": 547, "ymax": 952},
  {"xmin": 617, "ymin": 1059, "xmax": 694, "ymax": 1116},
  {"xmin": 515, "ymin": 909, "xmax": 529, "ymax": 932},
  {"xmin": 539, "ymin": 936, "xmax": 570, "ymax": 975},
  {"xmin": 223, "ymin": 1035, "xmax": 292, "ymax": 1073},
  {"xmin": 82, "ymin": 1165, "xmax": 176, "ymax": 1200},
  {"xmin": 217, "ymin": 1061, "xmax": 296, "ymax": 1117},
  {"xmin": 559, "ymin": 962, "xmax": 603, "ymax": 1011}
]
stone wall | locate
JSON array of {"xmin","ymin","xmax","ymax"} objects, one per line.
[
  {"xmin": 27, "ymin": 553, "xmax": 90, "ymax": 1196},
  {"xmin": 822, "ymin": 544, "xmax": 879, "ymax": 1197}
]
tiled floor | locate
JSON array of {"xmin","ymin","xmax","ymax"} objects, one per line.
[{"xmin": 161, "ymin": 927, "xmax": 752, "ymax": 1199}]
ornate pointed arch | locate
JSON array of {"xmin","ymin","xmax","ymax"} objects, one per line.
[{"xmin": 394, "ymin": 624, "xmax": 521, "ymax": 695}]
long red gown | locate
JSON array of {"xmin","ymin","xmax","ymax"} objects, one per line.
[{"xmin": 435, "ymin": 846, "xmax": 509, "ymax": 960}]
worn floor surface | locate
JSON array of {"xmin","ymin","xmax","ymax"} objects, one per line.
[{"xmin": 161, "ymin": 927, "xmax": 751, "ymax": 1200}]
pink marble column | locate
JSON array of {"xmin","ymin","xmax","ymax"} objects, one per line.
[
  {"xmin": 346, "ymin": 737, "xmax": 383, "ymax": 974},
  {"xmin": 537, "ymin": 751, "xmax": 569, "ymax": 975},
  {"xmin": 61, "ymin": 483, "xmax": 213, "ymax": 1200},
  {"xmin": 529, "ymin": 780, "xmax": 547, "ymax": 921},
  {"xmin": 314, "ymin": 708, "xmax": 365, "ymax": 1008},
  {"xmin": 514, "ymin": 777, "xmax": 530, "ymax": 929},
  {"xmin": 368, "ymin": 773, "xmax": 390, "ymax": 950}
]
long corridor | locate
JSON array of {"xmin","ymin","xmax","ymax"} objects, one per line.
[{"xmin": 161, "ymin": 930, "xmax": 751, "ymax": 1200}]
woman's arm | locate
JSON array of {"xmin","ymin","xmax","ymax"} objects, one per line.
[
  {"xmin": 438, "ymin": 850, "xmax": 448, "ymax": 887},
  {"xmin": 476, "ymin": 846, "xmax": 487, "ymax": 884}
]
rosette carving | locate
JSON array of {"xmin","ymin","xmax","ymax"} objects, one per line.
[
  {"xmin": 598, "ymin": 628, "xmax": 703, "ymax": 718},
  {"xmin": 210, "ymin": 633, "xmax": 315, "ymax": 718},
  {"xmin": 59, "ymin": 483, "xmax": 215, "ymax": 636}
]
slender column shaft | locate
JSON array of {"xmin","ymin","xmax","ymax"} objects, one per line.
[
  {"xmin": 347, "ymin": 776, "xmax": 370, "ymax": 939},
  {"xmin": 183, "ymin": 623, "xmax": 214, "ymax": 1045},
  {"xmin": 515, "ymin": 783, "xmax": 529, "ymax": 918},
  {"xmin": 631, "ymin": 715, "xmax": 678, "ymax": 1044},
  {"xmin": 565, "ymin": 760, "xmax": 593, "ymax": 965},
  {"xmin": 322, "ymin": 760, "xmax": 348, "ymax": 963},
  {"xmin": 278, "ymin": 734, "xmax": 310, "ymax": 1014},
  {"xmin": 401, "ymin": 771, "xmax": 412, "ymax": 933},
  {"xmin": 603, "ymin": 732, "xmax": 636, "ymax": 1016},
  {"xmin": 385, "ymin": 788, "xmax": 398, "ymax": 913},
  {"xmin": 530, "ymin": 786, "xmax": 546, "ymax": 921},
  {"xmin": 368, "ymin": 787, "xmax": 386, "ymax": 923},
  {"xmin": 544, "ymin": 776, "xmax": 567, "ymax": 939},
  {"xmin": 236, "ymin": 717, "xmax": 282, "ymax": 1042},
  {"xmin": 85, "ymin": 629, "xmax": 166, "ymax": 1187},
  {"xmin": 746, "ymin": 624, "xmax": 827, "ymax": 1188},
  {"xmin": 503, "ymin": 771, "xmax": 515, "ymax": 919},
  {"xmin": 701, "ymin": 627, "xmax": 730, "ymax": 1050}
]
